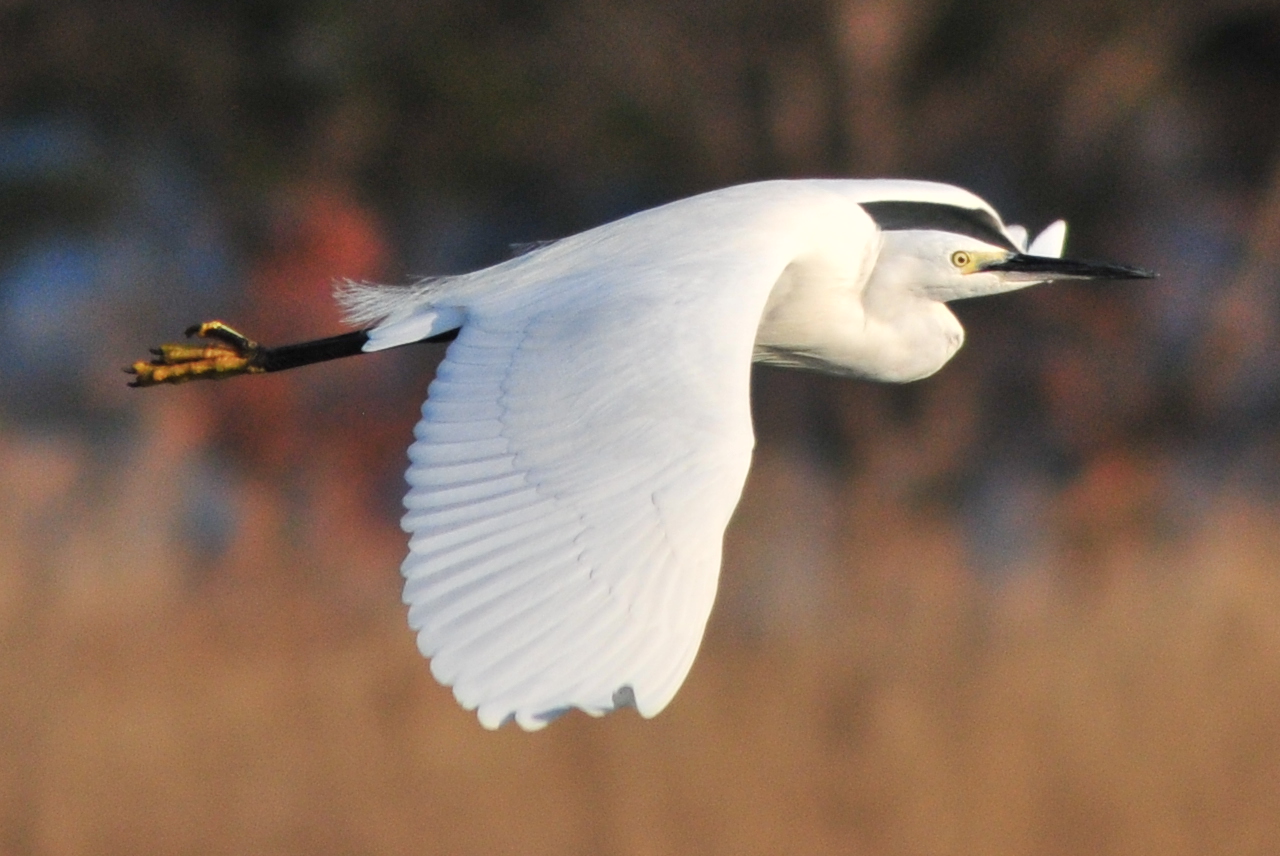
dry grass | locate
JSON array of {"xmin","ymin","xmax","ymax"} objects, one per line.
[{"xmin": 3, "ymin": 402, "xmax": 1280, "ymax": 856}]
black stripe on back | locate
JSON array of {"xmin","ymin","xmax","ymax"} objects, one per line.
[{"xmin": 860, "ymin": 200, "xmax": 1017, "ymax": 251}]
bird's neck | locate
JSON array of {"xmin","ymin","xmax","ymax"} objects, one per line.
[
  {"xmin": 753, "ymin": 264, "xmax": 965, "ymax": 383},
  {"xmin": 856, "ymin": 290, "xmax": 965, "ymax": 382}
]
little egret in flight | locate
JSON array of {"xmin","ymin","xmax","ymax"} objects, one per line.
[{"xmin": 129, "ymin": 179, "xmax": 1153, "ymax": 729}]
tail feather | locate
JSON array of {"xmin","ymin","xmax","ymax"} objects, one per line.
[
  {"xmin": 336, "ymin": 278, "xmax": 467, "ymax": 351},
  {"xmin": 335, "ymin": 278, "xmax": 452, "ymax": 327}
]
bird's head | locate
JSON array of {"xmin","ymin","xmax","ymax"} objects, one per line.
[{"xmin": 860, "ymin": 199, "xmax": 1155, "ymax": 304}]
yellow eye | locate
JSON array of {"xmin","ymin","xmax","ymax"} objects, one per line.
[{"xmin": 950, "ymin": 251, "xmax": 971, "ymax": 268}]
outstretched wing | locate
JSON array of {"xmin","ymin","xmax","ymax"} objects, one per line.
[{"xmin": 362, "ymin": 182, "xmax": 878, "ymax": 729}]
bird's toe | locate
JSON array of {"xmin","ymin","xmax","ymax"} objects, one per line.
[{"xmin": 126, "ymin": 320, "xmax": 266, "ymax": 387}]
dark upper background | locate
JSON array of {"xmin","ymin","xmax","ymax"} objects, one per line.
[{"xmin": 4, "ymin": 2, "xmax": 1280, "ymax": 854}]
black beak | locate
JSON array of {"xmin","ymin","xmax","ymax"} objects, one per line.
[{"xmin": 979, "ymin": 253, "xmax": 1157, "ymax": 281}]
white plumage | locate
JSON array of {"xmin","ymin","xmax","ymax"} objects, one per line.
[{"xmin": 337, "ymin": 179, "xmax": 1147, "ymax": 729}]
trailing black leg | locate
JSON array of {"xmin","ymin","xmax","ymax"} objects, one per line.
[{"xmin": 126, "ymin": 320, "xmax": 458, "ymax": 387}]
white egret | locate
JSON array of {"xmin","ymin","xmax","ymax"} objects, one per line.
[{"xmin": 129, "ymin": 179, "xmax": 1153, "ymax": 729}]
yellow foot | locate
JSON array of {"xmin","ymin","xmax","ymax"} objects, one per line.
[{"xmin": 126, "ymin": 321, "xmax": 267, "ymax": 387}]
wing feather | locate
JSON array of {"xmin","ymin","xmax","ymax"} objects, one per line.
[
  {"xmin": 404, "ymin": 478, "xmax": 526, "ymax": 509},
  {"xmin": 420, "ymin": 399, "xmax": 506, "ymax": 422},
  {"xmin": 408, "ymin": 441, "xmax": 511, "ymax": 468},
  {"xmin": 403, "ymin": 482, "xmax": 536, "ymax": 519},
  {"xmin": 440, "ymin": 589, "xmax": 610, "ymax": 698},
  {"xmin": 406, "ymin": 504, "xmax": 570, "ymax": 555},
  {"xmin": 403, "ymin": 455, "xmax": 517, "ymax": 487},
  {"xmin": 417, "ymin": 564, "xmax": 580, "ymax": 645},
  {"xmin": 409, "ymin": 541, "xmax": 581, "ymax": 631}
]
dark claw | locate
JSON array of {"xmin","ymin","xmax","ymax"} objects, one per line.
[
  {"xmin": 183, "ymin": 324, "xmax": 201, "ymax": 338},
  {"xmin": 150, "ymin": 347, "xmax": 164, "ymax": 356}
]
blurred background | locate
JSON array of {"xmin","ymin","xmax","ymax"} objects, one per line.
[{"xmin": 3, "ymin": 0, "xmax": 1280, "ymax": 853}]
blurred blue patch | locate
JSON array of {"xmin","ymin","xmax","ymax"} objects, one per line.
[
  {"xmin": 0, "ymin": 118, "xmax": 98, "ymax": 184},
  {"xmin": 1, "ymin": 236, "xmax": 101, "ymax": 377}
]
